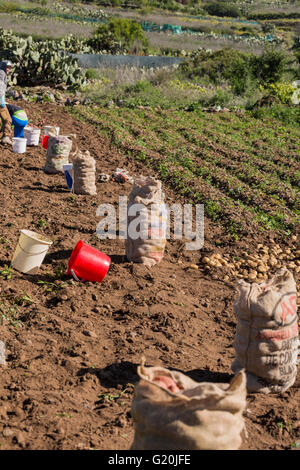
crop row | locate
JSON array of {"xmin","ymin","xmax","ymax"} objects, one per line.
[
  {"xmin": 173, "ymin": 152, "xmax": 298, "ymax": 221},
  {"xmin": 194, "ymin": 149, "xmax": 299, "ymax": 208},
  {"xmin": 171, "ymin": 111, "xmax": 300, "ymax": 169},
  {"xmin": 71, "ymin": 106, "xmax": 299, "ymax": 236},
  {"xmin": 174, "ymin": 130, "xmax": 299, "ymax": 199},
  {"xmin": 115, "ymin": 107, "xmax": 299, "ymax": 172},
  {"xmin": 127, "ymin": 126, "xmax": 299, "ymax": 210},
  {"xmin": 95, "ymin": 107, "xmax": 299, "ymax": 201}
]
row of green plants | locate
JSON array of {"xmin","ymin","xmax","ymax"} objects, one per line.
[
  {"xmin": 173, "ymin": 128, "xmax": 299, "ymax": 207},
  {"xmin": 69, "ymin": 104, "xmax": 299, "ymax": 236}
]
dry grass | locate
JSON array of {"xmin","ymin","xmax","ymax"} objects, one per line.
[
  {"xmin": 145, "ymin": 31, "xmax": 264, "ymax": 54},
  {"xmin": 112, "ymin": 8, "xmax": 261, "ymax": 32},
  {"xmin": 86, "ymin": 65, "xmax": 179, "ymax": 88},
  {"xmin": 0, "ymin": 12, "xmax": 94, "ymax": 38},
  {"xmin": 248, "ymin": 4, "xmax": 300, "ymax": 14}
]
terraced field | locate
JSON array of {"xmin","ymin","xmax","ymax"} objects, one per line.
[{"xmin": 71, "ymin": 106, "xmax": 300, "ymax": 239}]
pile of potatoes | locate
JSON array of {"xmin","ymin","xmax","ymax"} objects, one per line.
[{"xmin": 199, "ymin": 236, "xmax": 299, "ymax": 283}]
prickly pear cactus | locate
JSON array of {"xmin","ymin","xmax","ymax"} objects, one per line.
[{"xmin": 0, "ymin": 28, "xmax": 89, "ymax": 89}]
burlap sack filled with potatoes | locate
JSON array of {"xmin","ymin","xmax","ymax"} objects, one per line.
[
  {"xmin": 72, "ymin": 150, "xmax": 97, "ymax": 196},
  {"xmin": 43, "ymin": 135, "xmax": 72, "ymax": 174},
  {"xmin": 130, "ymin": 362, "xmax": 247, "ymax": 450},
  {"xmin": 125, "ymin": 176, "xmax": 167, "ymax": 267},
  {"xmin": 232, "ymin": 268, "xmax": 298, "ymax": 393}
]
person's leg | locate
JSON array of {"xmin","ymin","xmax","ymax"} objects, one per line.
[
  {"xmin": 0, "ymin": 105, "xmax": 12, "ymax": 144},
  {"xmin": 12, "ymin": 115, "xmax": 28, "ymax": 138}
]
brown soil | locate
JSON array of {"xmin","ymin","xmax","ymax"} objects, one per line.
[{"xmin": 0, "ymin": 102, "xmax": 299, "ymax": 451}]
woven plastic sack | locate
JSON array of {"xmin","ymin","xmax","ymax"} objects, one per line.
[
  {"xmin": 125, "ymin": 176, "xmax": 167, "ymax": 267},
  {"xmin": 232, "ymin": 268, "xmax": 298, "ymax": 394},
  {"xmin": 43, "ymin": 135, "xmax": 72, "ymax": 174},
  {"xmin": 113, "ymin": 168, "xmax": 133, "ymax": 184},
  {"xmin": 72, "ymin": 150, "xmax": 97, "ymax": 196},
  {"xmin": 130, "ymin": 362, "xmax": 247, "ymax": 450}
]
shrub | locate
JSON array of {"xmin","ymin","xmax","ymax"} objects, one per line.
[
  {"xmin": 187, "ymin": 88, "xmax": 234, "ymax": 110},
  {"xmin": 293, "ymin": 37, "xmax": 300, "ymax": 50},
  {"xmin": 88, "ymin": 18, "xmax": 149, "ymax": 54},
  {"xmin": 125, "ymin": 80, "xmax": 152, "ymax": 93},
  {"xmin": 207, "ymin": 89, "xmax": 233, "ymax": 107},
  {"xmin": 261, "ymin": 23, "xmax": 275, "ymax": 34},
  {"xmin": 0, "ymin": 1, "xmax": 19, "ymax": 13},
  {"xmin": 203, "ymin": 2, "xmax": 241, "ymax": 18},
  {"xmin": 251, "ymin": 48, "xmax": 287, "ymax": 84},
  {"xmin": 180, "ymin": 48, "xmax": 251, "ymax": 95},
  {"xmin": 86, "ymin": 68, "xmax": 99, "ymax": 80},
  {"xmin": 261, "ymin": 82, "xmax": 300, "ymax": 105}
]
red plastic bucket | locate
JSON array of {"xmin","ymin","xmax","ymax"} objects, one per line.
[
  {"xmin": 41, "ymin": 135, "xmax": 49, "ymax": 149},
  {"xmin": 66, "ymin": 240, "xmax": 111, "ymax": 282}
]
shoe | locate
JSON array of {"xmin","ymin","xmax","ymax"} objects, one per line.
[{"xmin": 1, "ymin": 136, "xmax": 12, "ymax": 145}]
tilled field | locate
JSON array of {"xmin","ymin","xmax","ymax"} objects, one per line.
[
  {"xmin": 0, "ymin": 102, "xmax": 299, "ymax": 450},
  {"xmin": 72, "ymin": 105, "xmax": 299, "ymax": 238}
]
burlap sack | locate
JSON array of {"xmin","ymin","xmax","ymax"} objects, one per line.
[
  {"xmin": 125, "ymin": 176, "xmax": 167, "ymax": 267},
  {"xmin": 232, "ymin": 268, "xmax": 298, "ymax": 393},
  {"xmin": 130, "ymin": 362, "xmax": 247, "ymax": 450},
  {"xmin": 43, "ymin": 135, "xmax": 72, "ymax": 174},
  {"xmin": 72, "ymin": 150, "xmax": 97, "ymax": 196}
]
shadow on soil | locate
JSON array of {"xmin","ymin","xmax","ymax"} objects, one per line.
[
  {"xmin": 110, "ymin": 254, "xmax": 127, "ymax": 265},
  {"xmin": 0, "ymin": 260, "xmax": 11, "ymax": 269},
  {"xmin": 22, "ymin": 185, "xmax": 69, "ymax": 194},
  {"xmin": 24, "ymin": 166, "xmax": 43, "ymax": 172},
  {"xmin": 77, "ymin": 361, "xmax": 233, "ymax": 390},
  {"xmin": 44, "ymin": 249, "xmax": 73, "ymax": 263},
  {"xmin": 78, "ymin": 361, "xmax": 140, "ymax": 389},
  {"xmin": 62, "ymin": 224, "xmax": 95, "ymax": 234},
  {"xmin": 186, "ymin": 368, "xmax": 233, "ymax": 383}
]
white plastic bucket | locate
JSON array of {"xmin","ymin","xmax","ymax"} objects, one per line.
[
  {"xmin": 44, "ymin": 126, "xmax": 60, "ymax": 136},
  {"xmin": 24, "ymin": 127, "xmax": 41, "ymax": 146},
  {"xmin": 11, "ymin": 229, "xmax": 53, "ymax": 274},
  {"xmin": 12, "ymin": 137, "xmax": 27, "ymax": 154}
]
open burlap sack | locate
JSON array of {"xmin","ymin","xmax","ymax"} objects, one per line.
[
  {"xmin": 125, "ymin": 176, "xmax": 167, "ymax": 267},
  {"xmin": 72, "ymin": 150, "xmax": 97, "ymax": 196},
  {"xmin": 130, "ymin": 362, "xmax": 247, "ymax": 450},
  {"xmin": 43, "ymin": 135, "xmax": 72, "ymax": 174},
  {"xmin": 232, "ymin": 268, "xmax": 299, "ymax": 394}
]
